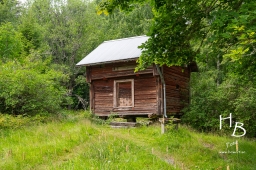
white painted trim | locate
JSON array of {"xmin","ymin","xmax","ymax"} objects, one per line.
[{"xmin": 113, "ymin": 79, "xmax": 134, "ymax": 108}]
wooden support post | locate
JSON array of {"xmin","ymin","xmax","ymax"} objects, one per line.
[
  {"xmin": 236, "ymin": 140, "xmax": 238, "ymax": 152},
  {"xmin": 159, "ymin": 117, "xmax": 181, "ymax": 133},
  {"xmin": 160, "ymin": 116, "xmax": 165, "ymax": 134},
  {"xmin": 161, "ymin": 121, "xmax": 165, "ymax": 134}
]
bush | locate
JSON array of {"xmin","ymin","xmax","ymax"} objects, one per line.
[
  {"xmin": 183, "ymin": 71, "xmax": 256, "ymax": 137},
  {"xmin": 0, "ymin": 55, "xmax": 71, "ymax": 115},
  {"xmin": 0, "ymin": 113, "xmax": 48, "ymax": 129},
  {"xmin": 0, "ymin": 22, "xmax": 24, "ymax": 61}
]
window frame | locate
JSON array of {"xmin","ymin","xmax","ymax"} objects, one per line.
[{"xmin": 113, "ymin": 79, "xmax": 134, "ymax": 108}]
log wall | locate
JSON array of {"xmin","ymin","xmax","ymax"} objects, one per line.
[
  {"xmin": 86, "ymin": 61, "xmax": 153, "ymax": 82},
  {"xmin": 163, "ymin": 66, "xmax": 190, "ymax": 115},
  {"xmin": 87, "ymin": 62, "xmax": 191, "ymax": 117},
  {"xmin": 90, "ymin": 74, "xmax": 159, "ymax": 116}
]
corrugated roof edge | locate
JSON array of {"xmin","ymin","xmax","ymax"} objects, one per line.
[{"xmin": 76, "ymin": 58, "xmax": 138, "ymax": 67}]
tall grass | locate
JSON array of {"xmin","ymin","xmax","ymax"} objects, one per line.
[
  {"xmin": 0, "ymin": 111, "xmax": 173, "ymax": 170},
  {"xmin": 0, "ymin": 111, "xmax": 255, "ymax": 170}
]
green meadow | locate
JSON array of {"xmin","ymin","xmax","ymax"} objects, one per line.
[{"xmin": 0, "ymin": 111, "xmax": 255, "ymax": 170}]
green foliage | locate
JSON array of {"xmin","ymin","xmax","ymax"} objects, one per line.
[
  {"xmin": 230, "ymin": 85, "xmax": 256, "ymax": 137},
  {"xmin": 182, "ymin": 0, "xmax": 256, "ymax": 137},
  {"xmin": 0, "ymin": 114, "xmax": 30, "ymax": 129},
  {"xmin": 18, "ymin": 19, "xmax": 44, "ymax": 55},
  {"xmin": 0, "ymin": 0, "xmax": 152, "ymax": 114},
  {"xmin": 0, "ymin": 0, "xmax": 21, "ymax": 24},
  {"xmin": 0, "ymin": 113, "xmax": 47, "ymax": 129},
  {"xmin": 71, "ymin": 75, "xmax": 89, "ymax": 109},
  {"xmin": 98, "ymin": 0, "xmax": 256, "ymax": 72},
  {"xmin": 183, "ymin": 70, "xmax": 228, "ymax": 132},
  {"xmin": 98, "ymin": 0, "xmax": 207, "ymax": 69},
  {"xmin": 183, "ymin": 67, "xmax": 256, "ymax": 137},
  {"xmin": 0, "ymin": 22, "xmax": 24, "ymax": 61},
  {"xmin": 100, "ymin": 3, "xmax": 152, "ymax": 40},
  {"xmin": 0, "ymin": 110, "xmax": 87, "ymax": 130},
  {"xmin": 0, "ymin": 55, "xmax": 71, "ymax": 115}
]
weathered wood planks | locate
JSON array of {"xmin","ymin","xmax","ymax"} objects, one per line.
[
  {"xmin": 163, "ymin": 66, "xmax": 190, "ymax": 115},
  {"xmin": 87, "ymin": 62, "xmax": 192, "ymax": 117}
]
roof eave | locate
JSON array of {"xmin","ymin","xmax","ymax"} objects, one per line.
[{"xmin": 76, "ymin": 57, "xmax": 139, "ymax": 67}]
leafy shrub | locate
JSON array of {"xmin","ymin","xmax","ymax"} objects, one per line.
[
  {"xmin": 0, "ymin": 55, "xmax": 71, "ymax": 115},
  {"xmin": 0, "ymin": 22, "xmax": 24, "ymax": 61},
  {"xmin": 0, "ymin": 114, "xmax": 29, "ymax": 129},
  {"xmin": 183, "ymin": 71, "xmax": 256, "ymax": 137},
  {"xmin": 0, "ymin": 113, "xmax": 47, "ymax": 129}
]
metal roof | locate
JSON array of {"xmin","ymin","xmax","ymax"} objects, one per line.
[{"xmin": 76, "ymin": 35, "xmax": 149, "ymax": 66}]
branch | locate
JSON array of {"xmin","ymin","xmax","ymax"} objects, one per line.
[
  {"xmin": 233, "ymin": 0, "xmax": 244, "ymax": 10},
  {"xmin": 196, "ymin": 28, "xmax": 211, "ymax": 54},
  {"xmin": 73, "ymin": 94, "xmax": 88, "ymax": 110}
]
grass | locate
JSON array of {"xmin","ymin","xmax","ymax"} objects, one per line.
[{"xmin": 0, "ymin": 111, "xmax": 255, "ymax": 170}]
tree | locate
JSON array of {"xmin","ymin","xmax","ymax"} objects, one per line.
[
  {"xmin": 18, "ymin": 18, "xmax": 44, "ymax": 55},
  {"xmin": 98, "ymin": 0, "xmax": 256, "ymax": 70},
  {"xmin": 0, "ymin": 22, "xmax": 24, "ymax": 61},
  {"xmin": 0, "ymin": 0, "xmax": 21, "ymax": 25},
  {"xmin": 0, "ymin": 54, "xmax": 70, "ymax": 115},
  {"xmin": 22, "ymin": 0, "xmax": 152, "ymax": 109}
]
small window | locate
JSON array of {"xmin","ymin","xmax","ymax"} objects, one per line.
[{"xmin": 114, "ymin": 79, "xmax": 134, "ymax": 107}]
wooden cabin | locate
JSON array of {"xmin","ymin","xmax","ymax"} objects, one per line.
[{"xmin": 76, "ymin": 36, "xmax": 197, "ymax": 120}]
